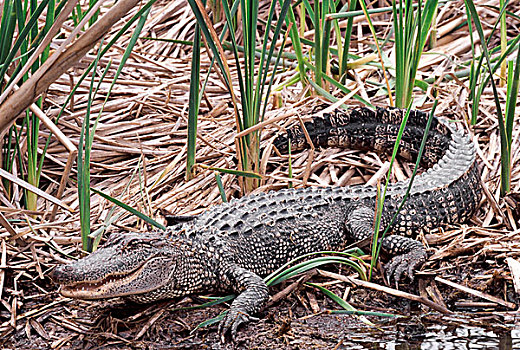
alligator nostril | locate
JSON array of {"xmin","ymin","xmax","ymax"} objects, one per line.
[
  {"xmin": 50, "ymin": 264, "xmax": 74, "ymax": 282},
  {"xmin": 49, "ymin": 267, "xmax": 60, "ymax": 282}
]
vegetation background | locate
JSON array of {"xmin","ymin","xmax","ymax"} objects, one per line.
[{"xmin": 0, "ymin": 0, "xmax": 518, "ymax": 347}]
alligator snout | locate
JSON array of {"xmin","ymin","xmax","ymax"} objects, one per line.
[{"xmin": 49, "ymin": 264, "xmax": 76, "ymax": 284}]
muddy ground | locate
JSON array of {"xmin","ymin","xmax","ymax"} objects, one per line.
[{"xmin": 2, "ymin": 263, "xmax": 518, "ymax": 350}]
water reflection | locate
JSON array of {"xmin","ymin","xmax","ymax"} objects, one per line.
[{"xmin": 338, "ymin": 320, "xmax": 519, "ymax": 349}]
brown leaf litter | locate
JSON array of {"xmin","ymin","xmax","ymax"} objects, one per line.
[{"xmin": 0, "ymin": 0, "xmax": 519, "ymax": 348}]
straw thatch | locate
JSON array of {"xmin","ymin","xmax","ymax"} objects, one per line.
[{"xmin": 0, "ymin": 0, "xmax": 519, "ymax": 347}]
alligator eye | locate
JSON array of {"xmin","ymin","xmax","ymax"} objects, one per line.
[
  {"xmin": 150, "ymin": 239, "xmax": 168, "ymax": 248},
  {"xmin": 128, "ymin": 240, "xmax": 146, "ymax": 248},
  {"xmin": 105, "ymin": 234, "xmax": 122, "ymax": 245}
]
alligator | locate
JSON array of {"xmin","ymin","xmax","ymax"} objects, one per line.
[{"xmin": 51, "ymin": 106, "xmax": 481, "ymax": 340}]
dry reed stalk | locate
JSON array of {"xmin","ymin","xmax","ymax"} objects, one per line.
[{"xmin": 1, "ymin": 0, "xmax": 519, "ymax": 346}]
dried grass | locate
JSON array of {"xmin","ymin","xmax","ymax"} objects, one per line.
[{"xmin": 0, "ymin": 0, "xmax": 519, "ymax": 346}]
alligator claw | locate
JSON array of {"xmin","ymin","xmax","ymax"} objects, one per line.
[
  {"xmin": 218, "ymin": 309, "xmax": 259, "ymax": 342},
  {"xmin": 384, "ymin": 250, "xmax": 427, "ymax": 287}
]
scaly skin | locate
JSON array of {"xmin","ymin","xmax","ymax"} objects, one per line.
[{"xmin": 51, "ymin": 107, "xmax": 481, "ymax": 340}]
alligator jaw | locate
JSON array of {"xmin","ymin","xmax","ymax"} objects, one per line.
[
  {"xmin": 54, "ymin": 256, "xmax": 173, "ymax": 299},
  {"xmin": 58, "ymin": 263, "xmax": 147, "ymax": 299}
]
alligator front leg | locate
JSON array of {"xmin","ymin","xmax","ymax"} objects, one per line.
[
  {"xmin": 219, "ymin": 265, "xmax": 269, "ymax": 342},
  {"xmin": 381, "ymin": 235, "xmax": 427, "ymax": 286}
]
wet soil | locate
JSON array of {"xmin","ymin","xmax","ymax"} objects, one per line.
[{"xmin": 2, "ymin": 274, "xmax": 519, "ymax": 350}]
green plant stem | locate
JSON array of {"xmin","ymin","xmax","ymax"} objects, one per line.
[
  {"xmin": 500, "ymin": 0, "xmax": 506, "ymax": 86},
  {"xmin": 464, "ymin": 0, "xmax": 511, "ymax": 196}
]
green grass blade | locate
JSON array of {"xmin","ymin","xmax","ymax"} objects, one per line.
[
  {"xmin": 328, "ymin": 309, "xmax": 401, "ymax": 317},
  {"xmin": 79, "ymin": 8, "xmax": 152, "ymax": 249},
  {"xmin": 263, "ymin": 249, "xmax": 365, "ymax": 283},
  {"xmin": 502, "ymin": 44, "xmax": 520, "ymax": 194},
  {"xmin": 357, "ymin": 0, "xmax": 393, "ymax": 106},
  {"xmin": 52, "ymin": 0, "xmax": 159, "ymax": 123},
  {"xmin": 173, "ymin": 295, "xmax": 235, "ymax": 312},
  {"xmin": 89, "ymin": 158, "xmax": 142, "ymax": 250},
  {"xmin": 472, "ymin": 35, "xmax": 519, "ymax": 124},
  {"xmin": 307, "ymin": 78, "xmax": 348, "ymax": 108},
  {"xmin": 41, "ymin": 0, "xmax": 56, "ymax": 62},
  {"xmin": 328, "ymin": 0, "xmax": 449, "ymax": 19},
  {"xmin": 101, "ymin": 7, "xmax": 150, "ymax": 105},
  {"xmin": 302, "ymin": 0, "xmax": 314, "ymax": 26},
  {"xmin": 464, "ymin": 0, "xmax": 509, "ymax": 195},
  {"xmin": 78, "ymin": 46, "xmax": 112, "ymax": 251},
  {"xmin": 257, "ymin": 0, "xmax": 292, "ymax": 120},
  {"xmin": 0, "ymin": 1, "xmax": 15, "ymax": 65},
  {"xmin": 0, "ymin": 0, "xmax": 51, "ymax": 81},
  {"xmin": 374, "ymin": 101, "xmax": 438, "ymax": 271},
  {"xmin": 320, "ymin": 0, "xmax": 332, "ymax": 78},
  {"xmin": 78, "ymin": 48, "xmax": 102, "ymax": 251},
  {"xmin": 192, "ymin": 312, "xmax": 226, "ymax": 332},
  {"xmin": 244, "ymin": 0, "xmax": 257, "ymax": 128},
  {"xmin": 266, "ymin": 252, "xmax": 367, "ymax": 286},
  {"xmin": 214, "ymin": 172, "xmax": 228, "ymax": 203},
  {"xmin": 506, "ymin": 45, "xmax": 520, "ymax": 143},
  {"xmin": 500, "ymin": 0, "xmax": 507, "ymax": 86},
  {"xmin": 467, "ymin": 0, "xmax": 510, "ymax": 125},
  {"xmin": 88, "ymin": 6, "xmax": 151, "ymax": 146},
  {"xmin": 306, "ymin": 282, "xmax": 356, "ymax": 311},
  {"xmin": 306, "ymin": 282, "xmax": 375, "ymax": 326},
  {"xmin": 186, "ymin": 23, "xmax": 201, "ymax": 180},
  {"xmin": 313, "ymin": 0, "xmax": 322, "ymax": 87},
  {"xmin": 37, "ymin": 0, "xmax": 159, "ymax": 181},
  {"xmin": 339, "ymin": 0, "xmax": 358, "ymax": 80},
  {"xmin": 88, "ymin": 0, "xmax": 99, "ymax": 26},
  {"xmin": 186, "ymin": 0, "xmax": 241, "ymax": 182},
  {"xmin": 220, "ymin": 0, "xmax": 246, "ymax": 130},
  {"xmin": 393, "ymin": 0, "xmax": 438, "ymax": 107},
  {"xmin": 91, "ymin": 188, "xmax": 166, "ymax": 231},
  {"xmin": 321, "ymin": 74, "xmax": 375, "ymax": 108},
  {"xmin": 469, "ymin": 35, "xmax": 519, "ymax": 125},
  {"xmin": 188, "ymin": 0, "xmax": 251, "ymax": 180},
  {"xmin": 369, "ymin": 106, "xmax": 412, "ymax": 279},
  {"xmin": 280, "ymin": 0, "xmax": 307, "ymax": 84},
  {"xmin": 267, "ymin": 257, "xmax": 365, "ymax": 286},
  {"xmin": 187, "ymin": 0, "xmax": 233, "ymax": 93}
]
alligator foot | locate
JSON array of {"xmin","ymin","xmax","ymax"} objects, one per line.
[
  {"xmin": 384, "ymin": 249, "xmax": 427, "ymax": 286},
  {"xmin": 381, "ymin": 235, "xmax": 427, "ymax": 287},
  {"xmin": 218, "ymin": 309, "xmax": 259, "ymax": 342},
  {"xmin": 218, "ymin": 265, "xmax": 268, "ymax": 342}
]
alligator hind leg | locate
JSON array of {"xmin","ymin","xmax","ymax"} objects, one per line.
[
  {"xmin": 344, "ymin": 204, "xmax": 375, "ymax": 241},
  {"xmin": 345, "ymin": 204, "xmax": 427, "ymax": 285},
  {"xmin": 381, "ymin": 235, "xmax": 427, "ymax": 286}
]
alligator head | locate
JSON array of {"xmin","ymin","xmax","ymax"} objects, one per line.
[{"xmin": 51, "ymin": 233, "xmax": 180, "ymax": 300}]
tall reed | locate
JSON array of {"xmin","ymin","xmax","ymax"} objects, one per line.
[
  {"xmin": 77, "ymin": 8, "xmax": 153, "ymax": 251},
  {"xmin": 464, "ymin": 0, "xmax": 518, "ymax": 196},
  {"xmin": 392, "ymin": 0, "xmax": 438, "ymax": 108},
  {"xmin": 0, "ymin": 0, "xmax": 56, "ymax": 210},
  {"xmin": 187, "ymin": 0, "xmax": 291, "ymax": 192}
]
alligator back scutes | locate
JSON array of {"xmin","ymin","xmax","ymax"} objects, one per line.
[{"xmin": 178, "ymin": 107, "xmax": 478, "ymax": 239}]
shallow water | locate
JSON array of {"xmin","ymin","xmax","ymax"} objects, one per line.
[{"xmin": 340, "ymin": 323, "xmax": 519, "ymax": 349}]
